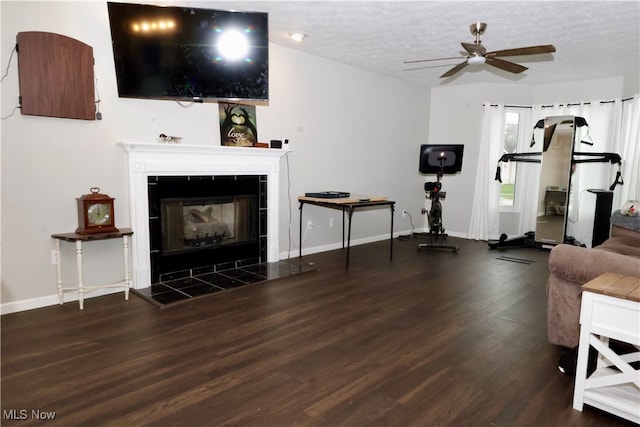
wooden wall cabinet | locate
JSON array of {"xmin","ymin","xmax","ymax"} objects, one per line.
[{"xmin": 17, "ymin": 31, "xmax": 96, "ymax": 120}]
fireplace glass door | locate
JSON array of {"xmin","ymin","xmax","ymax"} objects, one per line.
[{"xmin": 162, "ymin": 195, "xmax": 255, "ymax": 253}]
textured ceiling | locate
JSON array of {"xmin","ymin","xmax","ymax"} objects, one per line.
[{"xmin": 168, "ymin": 0, "xmax": 640, "ymax": 88}]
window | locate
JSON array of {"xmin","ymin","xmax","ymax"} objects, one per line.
[{"xmin": 499, "ymin": 112, "xmax": 520, "ymax": 207}]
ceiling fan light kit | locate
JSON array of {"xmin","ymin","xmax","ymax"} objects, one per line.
[
  {"xmin": 467, "ymin": 56, "xmax": 486, "ymax": 65},
  {"xmin": 404, "ymin": 22, "xmax": 556, "ymax": 78}
]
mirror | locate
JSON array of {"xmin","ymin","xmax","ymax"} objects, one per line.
[{"xmin": 535, "ymin": 116, "xmax": 576, "ymax": 245}]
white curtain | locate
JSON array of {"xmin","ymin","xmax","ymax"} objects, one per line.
[
  {"xmin": 516, "ymin": 108, "xmax": 540, "ymax": 235},
  {"xmin": 467, "ymin": 104, "xmax": 504, "ymax": 240},
  {"xmin": 573, "ymin": 100, "xmax": 622, "ymax": 245},
  {"xmin": 618, "ymin": 95, "xmax": 640, "ymax": 203}
]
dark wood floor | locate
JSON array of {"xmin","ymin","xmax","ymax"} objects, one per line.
[{"xmin": 1, "ymin": 237, "xmax": 633, "ymax": 426}]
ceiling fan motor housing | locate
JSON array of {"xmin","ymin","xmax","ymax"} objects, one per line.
[{"xmin": 470, "ymin": 22, "xmax": 487, "ymax": 36}]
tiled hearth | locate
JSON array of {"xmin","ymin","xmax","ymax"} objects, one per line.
[{"xmin": 133, "ymin": 260, "xmax": 316, "ymax": 307}]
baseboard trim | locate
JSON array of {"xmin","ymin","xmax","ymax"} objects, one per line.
[
  {"xmin": 1, "ymin": 287, "xmax": 123, "ymax": 315},
  {"xmin": 280, "ymin": 229, "xmax": 420, "ymax": 259},
  {"xmin": 279, "ymin": 227, "xmax": 470, "ymax": 259}
]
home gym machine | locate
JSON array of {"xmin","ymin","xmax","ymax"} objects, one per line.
[
  {"xmin": 417, "ymin": 144, "xmax": 464, "ymax": 253},
  {"xmin": 488, "ymin": 116, "xmax": 623, "ymax": 250}
]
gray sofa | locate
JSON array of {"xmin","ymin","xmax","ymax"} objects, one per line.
[{"xmin": 546, "ymin": 211, "xmax": 640, "ymax": 348}]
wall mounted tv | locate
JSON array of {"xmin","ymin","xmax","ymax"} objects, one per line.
[{"xmin": 106, "ymin": 2, "xmax": 268, "ymax": 103}]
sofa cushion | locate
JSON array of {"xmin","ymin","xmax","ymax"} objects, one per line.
[{"xmin": 596, "ymin": 236, "xmax": 640, "ymax": 258}]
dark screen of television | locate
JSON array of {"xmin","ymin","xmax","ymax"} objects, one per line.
[
  {"xmin": 107, "ymin": 2, "xmax": 268, "ymax": 102},
  {"xmin": 419, "ymin": 144, "xmax": 464, "ymax": 174}
]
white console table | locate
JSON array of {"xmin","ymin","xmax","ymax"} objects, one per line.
[
  {"xmin": 573, "ymin": 273, "xmax": 640, "ymax": 424},
  {"xmin": 52, "ymin": 229, "xmax": 133, "ymax": 310}
]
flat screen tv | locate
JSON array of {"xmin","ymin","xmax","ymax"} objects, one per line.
[
  {"xmin": 419, "ymin": 144, "xmax": 464, "ymax": 175},
  {"xmin": 106, "ymin": 2, "xmax": 268, "ymax": 103}
]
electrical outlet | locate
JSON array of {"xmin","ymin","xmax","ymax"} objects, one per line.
[
  {"xmin": 329, "ymin": 217, "xmax": 334, "ymax": 227},
  {"xmin": 402, "ymin": 210, "xmax": 408, "ymax": 217},
  {"xmin": 306, "ymin": 220, "xmax": 314, "ymax": 231},
  {"xmin": 51, "ymin": 249, "xmax": 58, "ymax": 265}
]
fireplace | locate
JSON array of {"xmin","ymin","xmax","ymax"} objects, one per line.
[
  {"xmin": 148, "ymin": 174, "xmax": 266, "ymax": 283},
  {"xmin": 119, "ymin": 142, "xmax": 288, "ymax": 290}
]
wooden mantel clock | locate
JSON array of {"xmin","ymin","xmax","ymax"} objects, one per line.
[{"xmin": 76, "ymin": 187, "xmax": 119, "ymax": 234}]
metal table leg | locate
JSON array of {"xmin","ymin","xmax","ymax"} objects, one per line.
[
  {"xmin": 299, "ymin": 202, "xmax": 303, "ymax": 258},
  {"xmin": 390, "ymin": 204, "xmax": 394, "ymax": 260},
  {"xmin": 345, "ymin": 207, "xmax": 354, "ymax": 269}
]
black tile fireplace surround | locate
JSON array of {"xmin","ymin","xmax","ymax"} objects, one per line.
[{"xmin": 147, "ymin": 174, "xmax": 268, "ymax": 285}]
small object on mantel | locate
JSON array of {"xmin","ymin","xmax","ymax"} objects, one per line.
[
  {"xmin": 253, "ymin": 142, "xmax": 269, "ymax": 148},
  {"xmin": 158, "ymin": 133, "xmax": 182, "ymax": 144}
]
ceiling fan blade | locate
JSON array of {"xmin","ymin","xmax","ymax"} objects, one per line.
[
  {"xmin": 404, "ymin": 56, "xmax": 466, "ymax": 64},
  {"xmin": 487, "ymin": 45, "xmax": 556, "ymax": 57},
  {"xmin": 440, "ymin": 61, "xmax": 468, "ymax": 78},
  {"xmin": 485, "ymin": 57, "xmax": 528, "ymax": 74},
  {"xmin": 461, "ymin": 42, "xmax": 485, "ymax": 55},
  {"xmin": 403, "ymin": 63, "xmax": 463, "ymax": 72}
]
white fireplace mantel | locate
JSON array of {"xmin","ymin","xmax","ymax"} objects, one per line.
[{"xmin": 119, "ymin": 141, "xmax": 288, "ymax": 289}]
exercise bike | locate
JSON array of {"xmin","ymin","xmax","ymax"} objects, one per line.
[{"xmin": 417, "ymin": 154, "xmax": 459, "ymax": 253}]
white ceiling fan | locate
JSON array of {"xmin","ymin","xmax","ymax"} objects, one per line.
[{"xmin": 405, "ymin": 22, "xmax": 556, "ymax": 78}]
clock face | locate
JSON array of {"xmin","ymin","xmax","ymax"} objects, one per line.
[{"xmin": 87, "ymin": 203, "xmax": 111, "ymax": 225}]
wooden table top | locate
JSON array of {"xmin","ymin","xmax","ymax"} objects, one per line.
[
  {"xmin": 298, "ymin": 196, "xmax": 390, "ymax": 204},
  {"xmin": 51, "ymin": 228, "xmax": 133, "ymax": 242},
  {"xmin": 583, "ymin": 272, "xmax": 640, "ymax": 302}
]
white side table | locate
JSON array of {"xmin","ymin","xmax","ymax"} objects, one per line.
[
  {"xmin": 51, "ymin": 229, "xmax": 133, "ymax": 310},
  {"xmin": 573, "ymin": 273, "xmax": 640, "ymax": 424}
]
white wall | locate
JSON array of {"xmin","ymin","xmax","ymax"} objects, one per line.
[
  {"xmin": 427, "ymin": 83, "xmax": 534, "ymax": 236},
  {"xmin": 260, "ymin": 45, "xmax": 432, "ymax": 256},
  {"xmin": 532, "ymin": 76, "xmax": 629, "ymax": 104},
  {"xmin": 0, "ymin": 1, "xmax": 431, "ymax": 312}
]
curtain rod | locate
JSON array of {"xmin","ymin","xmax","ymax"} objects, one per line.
[{"xmin": 487, "ymin": 96, "xmax": 633, "ymax": 109}]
